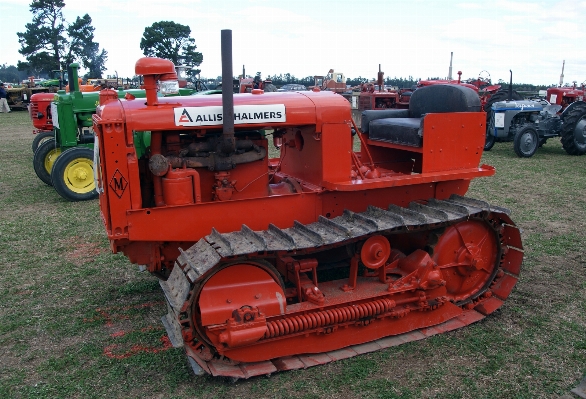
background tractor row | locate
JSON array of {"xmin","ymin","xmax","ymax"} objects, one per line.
[
  {"xmin": 484, "ymin": 75, "xmax": 586, "ymax": 157},
  {"xmin": 5, "ymin": 76, "xmax": 59, "ymax": 110},
  {"xmin": 29, "ymin": 63, "xmax": 210, "ymax": 201}
]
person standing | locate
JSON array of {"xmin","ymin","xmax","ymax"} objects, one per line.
[{"xmin": 0, "ymin": 83, "xmax": 11, "ymax": 113}]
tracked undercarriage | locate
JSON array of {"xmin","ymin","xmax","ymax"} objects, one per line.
[{"xmin": 160, "ymin": 195, "xmax": 522, "ymax": 378}]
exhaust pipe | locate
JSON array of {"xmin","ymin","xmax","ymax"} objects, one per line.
[
  {"xmin": 68, "ymin": 63, "xmax": 79, "ymax": 92},
  {"xmin": 220, "ymin": 29, "xmax": 235, "ymax": 155},
  {"xmin": 508, "ymin": 69, "xmax": 513, "ymax": 101},
  {"xmin": 377, "ymin": 64, "xmax": 383, "ymax": 92}
]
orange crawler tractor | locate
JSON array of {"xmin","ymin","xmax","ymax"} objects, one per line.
[{"xmin": 93, "ymin": 31, "xmax": 523, "ymax": 379}]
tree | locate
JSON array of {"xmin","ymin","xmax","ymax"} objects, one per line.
[
  {"xmin": 140, "ymin": 21, "xmax": 203, "ymax": 71},
  {"xmin": 17, "ymin": 0, "xmax": 65, "ymax": 75},
  {"xmin": 84, "ymin": 49, "xmax": 108, "ymax": 78},
  {"xmin": 17, "ymin": 0, "xmax": 107, "ymax": 76},
  {"xmin": 0, "ymin": 64, "xmax": 24, "ymax": 83},
  {"xmin": 17, "ymin": 53, "xmax": 55, "ymax": 77},
  {"xmin": 64, "ymin": 14, "xmax": 97, "ymax": 67}
]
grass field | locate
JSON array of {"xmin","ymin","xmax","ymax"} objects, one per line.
[{"xmin": 0, "ymin": 110, "xmax": 584, "ymax": 399}]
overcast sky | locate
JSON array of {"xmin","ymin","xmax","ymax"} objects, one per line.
[{"xmin": 1, "ymin": 0, "xmax": 585, "ymax": 86}]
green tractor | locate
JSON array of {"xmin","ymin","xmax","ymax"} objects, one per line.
[
  {"xmin": 32, "ymin": 62, "xmax": 199, "ymax": 201},
  {"xmin": 40, "ymin": 69, "xmax": 66, "ymax": 88},
  {"xmin": 32, "ymin": 63, "xmax": 150, "ymax": 201}
]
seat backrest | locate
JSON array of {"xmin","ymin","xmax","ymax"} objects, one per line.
[{"xmin": 409, "ymin": 84, "xmax": 481, "ymax": 118}]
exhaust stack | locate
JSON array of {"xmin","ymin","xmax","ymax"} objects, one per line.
[
  {"xmin": 559, "ymin": 60, "xmax": 565, "ymax": 87},
  {"xmin": 220, "ymin": 29, "xmax": 235, "ymax": 154},
  {"xmin": 448, "ymin": 52, "xmax": 453, "ymax": 80},
  {"xmin": 507, "ymin": 69, "xmax": 513, "ymax": 101},
  {"xmin": 377, "ymin": 64, "xmax": 384, "ymax": 92}
]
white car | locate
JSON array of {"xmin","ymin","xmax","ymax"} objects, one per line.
[
  {"xmin": 277, "ymin": 84, "xmax": 307, "ymax": 92},
  {"xmin": 22, "ymin": 78, "xmax": 46, "ymax": 87}
]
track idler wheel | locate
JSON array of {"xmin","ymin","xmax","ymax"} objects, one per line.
[
  {"xmin": 361, "ymin": 235, "xmax": 391, "ymax": 269},
  {"xmin": 432, "ymin": 219, "xmax": 499, "ymax": 304},
  {"xmin": 196, "ymin": 263, "xmax": 285, "ymax": 349},
  {"xmin": 343, "ymin": 235, "xmax": 391, "ymax": 291}
]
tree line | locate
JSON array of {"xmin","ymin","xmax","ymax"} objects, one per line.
[
  {"xmin": 261, "ymin": 74, "xmax": 421, "ymax": 89},
  {"xmin": 0, "ymin": 58, "xmax": 553, "ymax": 92}
]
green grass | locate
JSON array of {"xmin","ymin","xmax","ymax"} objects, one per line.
[{"xmin": 0, "ymin": 111, "xmax": 584, "ymax": 398}]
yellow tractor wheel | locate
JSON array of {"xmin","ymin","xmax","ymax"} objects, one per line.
[
  {"xmin": 33, "ymin": 138, "xmax": 61, "ymax": 186},
  {"xmin": 51, "ymin": 147, "xmax": 98, "ymax": 201}
]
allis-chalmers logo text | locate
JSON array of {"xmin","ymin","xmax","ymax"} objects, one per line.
[{"xmin": 174, "ymin": 104, "xmax": 286, "ymax": 126}]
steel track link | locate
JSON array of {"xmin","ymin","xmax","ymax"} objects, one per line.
[{"xmin": 159, "ymin": 194, "xmax": 523, "ymax": 378}]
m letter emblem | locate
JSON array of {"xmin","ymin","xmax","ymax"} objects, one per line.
[{"xmin": 109, "ymin": 169, "xmax": 128, "ymax": 199}]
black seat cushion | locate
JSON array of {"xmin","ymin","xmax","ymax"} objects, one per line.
[
  {"xmin": 361, "ymin": 109, "xmax": 409, "ymax": 133},
  {"xmin": 369, "ymin": 118, "xmax": 423, "ymax": 147}
]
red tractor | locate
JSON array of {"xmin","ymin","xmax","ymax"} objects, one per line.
[
  {"xmin": 312, "ymin": 69, "xmax": 348, "ymax": 93},
  {"xmin": 28, "ymin": 92, "xmax": 55, "ymax": 152},
  {"xmin": 239, "ymin": 75, "xmax": 277, "ymax": 93},
  {"xmin": 546, "ymin": 85, "xmax": 585, "ymax": 110},
  {"xmin": 237, "ymin": 66, "xmax": 277, "ymax": 94},
  {"xmin": 419, "ymin": 71, "xmax": 523, "ymax": 112},
  {"xmin": 357, "ymin": 65, "xmax": 412, "ymax": 111},
  {"xmin": 93, "ymin": 31, "xmax": 523, "ymax": 379}
]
